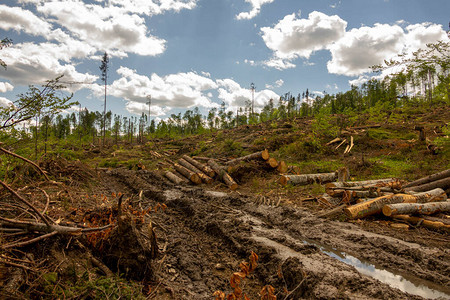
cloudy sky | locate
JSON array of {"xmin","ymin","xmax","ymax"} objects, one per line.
[{"xmin": 0, "ymin": 0, "xmax": 449, "ymax": 120}]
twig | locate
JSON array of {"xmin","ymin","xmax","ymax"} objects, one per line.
[
  {"xmin": 0, "ymin": 259, "xmax": 38, "ymax": 272},
  {"xmin": 283, "ymin": 277, "xmax": 307, "ymax": 300},
  {"xmin": 0, "ymin": 144, "xmax": 50, "ymax": 181},
  {"xmin": 0, "ymin": 179, "xmax": 53, "ymax": 226},
  {"xmin": 1, "ymin": 231, "xmax": 58, "ymax": 249}
]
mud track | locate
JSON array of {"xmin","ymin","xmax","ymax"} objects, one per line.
[{"xmin": 101, "ymin": 168, "xmax": 450, "ymax": 299}]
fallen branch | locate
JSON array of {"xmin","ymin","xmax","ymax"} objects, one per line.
[
  {"xmin": 0, "ymin": 144, "xmax": 50, "ymax": 181},
  {"xmin": 0, "ymin": 179, "xmax": 52, "ymax": 227}
]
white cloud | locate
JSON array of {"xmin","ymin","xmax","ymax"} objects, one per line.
[
  {"xmin": 1, "ymin": 43, "xmax": 98, "ymax": 87},
  {"xmin": 0, "ymin": 4, "xmax": 52, "ymax": 36},
  {"xmin": 261, "ymin": 11, "xmax": 347, "ymax": 67},
  {"xmin": 36, "ymin": 1, "xmax": 166, "ymax": 56},
  {"xmin": 236, "ymin": 0, "xmax": 274, "ymax": 20},
  {"xmin": 328, "ymin": 22, "xmax": 448, "ymax": 77},
  {"xmin": 263, "ymin": 57, "xmax": 296, "ymax": 70},
  {"xmin": 0, "ymin": 97, "xmax": 13, "ymax": 108},
  {"xmin": 100, "ymin": 67, "xmax": 218, "ymax": 115},
  {"xmin": 327, "ymin": 24, "xmax": 405, "ymax": 76},
  {"xmin": 0, "ymin": 82, "xmax": 14, "ymax": 93},
  {"xmin": 216, "ymin": 79, "xmax": 278, "ymax": 112},
  {"xmin": 265, "ymin": 79, "xmax": 284, "ymax": 89}
]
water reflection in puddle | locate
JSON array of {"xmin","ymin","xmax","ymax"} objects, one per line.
[{"xmin": 251, "ymin": 235, "xmax": 450, "ymax": 299}]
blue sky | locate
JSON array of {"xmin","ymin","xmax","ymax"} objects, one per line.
[{"xmin": 0, "ymin": 0, "xmax": 449, "ymax": 122}]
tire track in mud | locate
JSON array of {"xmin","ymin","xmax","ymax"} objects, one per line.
[{"xmin": 101, "ymin": 169, "xmax": 449, "ymax": 299}]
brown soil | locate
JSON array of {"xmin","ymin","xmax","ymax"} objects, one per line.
[{"xmin": 1, "ymin": 108, "xmax": 449, "ymax": 299}]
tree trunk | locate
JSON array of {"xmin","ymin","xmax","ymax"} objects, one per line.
[
  {"xmin": 279, "ymin": 172, "xmax": 337, "ymax": 186},
  {"xmin": 177, "ymin": 158, "xmax": 213, "ymax": 184},
  {"xmin": 266, "ymin": 157, "xmax": 278, "ymax": 168},
  {"xmin": 225, "ymin": 149, "xmax": 270, "ymax": 166},
  {"xmin": 393, "ymin": 215, "xmax": 450, "ymax": 232},
  {"xmin": 325, "ymin": 178, "xmax": 399, "ymax": 195},
  {"xmin": 382, "ymin": 201, "xmax": 450, "ymax": 217},
  {"xmin": 208, "ymin": 160, "xmax": 238, "ymax": 190},
  {"xmin": 182, "ymin": 155, "xmax": 215, "ymax": 177},
  {"xmin": 404, "ymin": 177, "xmax": 450, "ymax": 192},
  {"xmin": 344, "ymin": 188, "xmax": 447, "ymax": 219},
  {"xmin": 173, "ymin": 163, "xmax": 201, "ymax": 185},
  {"xmin": 404, "ymin": 169, "xmax": 450, "ymax": 188},
  {"xmin": 164, "ymin": 171, "xmax": 186, "ymax": 185},
  {"xmin": 277, "ymin": 161, "xmax": 288, "ymax": 173}
]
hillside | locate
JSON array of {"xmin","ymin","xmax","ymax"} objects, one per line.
[{"xmin": 0, "ymin": 104, "xmax": 449, "ymax": 299}]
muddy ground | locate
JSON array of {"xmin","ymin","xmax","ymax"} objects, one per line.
[{"xmin": 88, "ymin": 168, "xmax": 450, "ymax": 299}]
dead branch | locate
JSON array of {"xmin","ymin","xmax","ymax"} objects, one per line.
[
  {"xmin": 1, "ymin": 231, "xmax": 58, "ymax": 249},
  {"xmin": 0, "ymin": 179, "xmax": 52, "ymax": 226},
  {"xmin": 0, "ymin": 144, "xmax": 50, "ymax": 181}
]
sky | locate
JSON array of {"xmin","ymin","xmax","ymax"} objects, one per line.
[{"xmin": 0, "ymin": 0, "xmax": 449, "ymax": 122}]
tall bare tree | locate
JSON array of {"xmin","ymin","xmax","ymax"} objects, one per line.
[{"xmin": 99, "ymin": 52, "xmax": 109, "ymax": 146}]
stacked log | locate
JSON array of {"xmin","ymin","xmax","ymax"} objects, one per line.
[
  {"xmin": 164, "ymin": 170, "xmax": 187, "ymax": 185},
  {"xmin": 182, "ymin": 155, "xmax": 215, "ymax": 177},
  {"xmin": 344, "ymin": 188, "xmax": 447, "ymax": 219},
  {"xmin": 382, "ymin": 201, "xmax": 450, "ymax": 217},
  {"xmin": 280, "ymin": 168, "xmax": 350, "ymax": 186},
  {"xmin": 177, "ymin": 158, "xmax": 214, "ymax": 184},
  {"xmin": 173, "ymin": 162, "xmax": 201, "ymax": 185},
  {"xmin": 225, "ymin": 149, "xmax": 270, "ymax": 166},
  {"xmin": 208, "ymin": 159, "xmax": 238, "ymax": 190}
]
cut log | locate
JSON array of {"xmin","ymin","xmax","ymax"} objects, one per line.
[
  {"xmin": 326, "ymin": 178, "xmax": 399, "ymax": 196},
  {"xmin": 318, "ymin": 194, "xmax": 342, "ymax": 208},
  {"xmin": 207, "ymin": 160, "xmax": 238, "ymax": 190},
  {"xmin": 382, "ymin": 201, "xmax": 450, "ymax": 217},
  {"xmin": 317, "ymin": 204, "xmax": 347, "ymax": 218},
  {"xmin": 173, "ymin": 162, "xmax": 201, "ymax": 185},
  {"xmin": 393, "ymin": 215, "xmax": 450, "ymax": 232},
  {"xmin": 173, "ymin": 170, "xmax": 190, "ymax": 183},
  {"xmin": 287, "ymin": 165, "xmax": 301, "ymax": 175},
  {"xmin": 404, "ymin": 177, "xmax": 450, "ymax": 193},
  {"xmin": 164, "ymin": 171, "xmax": 186, "ymax": 185},
  {"xmin": 404, "ymin": 169, "xmax": 450, "ymax": 188},
  {"xmin": 267, "ymin": 157, "xmax": 278, "ymax": 168},
  {"xmin": 182, "ymin": 155, "xmax": 215, "ymax": 177},
  {"xmin": 177, "ymin": 158, "xmax": 214, "ymax": 184},
  {"xmin": 337, "ymin": 167, "xmax": 350, "ymax": 182},
  {"xmin": 279, "ymin": 172, "xmax": 337, "ymax": 186},
  {"xmin": 344, "ymin": 188, "xmax": 447, "ymax": 219},
  {"xmin": 225, "ymin": 149, "xmax": 270, "ymax": 166},
  {"xmin": 277, "ymin": 161, "xmax": 288, "ymax": 174}
]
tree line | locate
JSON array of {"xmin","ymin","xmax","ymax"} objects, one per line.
[{"xmin": 0, "ymin": 40, "xmax": 448, "ymax": 155}]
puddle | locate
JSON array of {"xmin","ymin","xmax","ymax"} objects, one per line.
[
  {"xmin": 250, "ymin": 232, "xmax": 450, "ymax": 299},
  {"xmin": 319, "ymin": 245, "xmax": 450, "ymax": 300}
]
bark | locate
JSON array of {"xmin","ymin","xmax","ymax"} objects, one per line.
[
  {"xmin": 173, "ymin": 162, "xmax": 201, "ymax": 185},
  {"xmin": 277, "ymin": 161, "xmax": 288, "ymax": 174},
  {"xmin": 182, "ymin": 155, "xmax": 215, "ymax": 177},
  {"xmin": 164, "ymin": 171, "xmax": 186, "ymax": 185},
  {"xmin": 325, "ymin": 178, "xmax": 399, "ymax": 196},
  {"xmin": 404, "ymin": 169, "xmax": 450, "ymax": 188},
  {"xmin": 393, "ymin": 215, "xmax": 450, "ymax": 232},
  {"xmin": 343, "ymin": 188, "xmax": 447, "ymax": 219},
  {"xmin": 404, "ymin": 176, "xmax": 450, "ymax": 192},
  {"xmin": 225, "ymin": 149, "xmax": 270, "ymax": 166},
  {"xmin": 279, "ymin": 172, "xmax": 337, "ymax": 186},
  {"xmin": 318, "ymin": 194, "xmax": 342, "ymax": 208},
  {"xmin": 317, "ymin": 204, "xmax": 347, "ymax": 218},
  {"xmin": 382, "ymin": 201, "xmax": 450, "ymax": 217},
  {"xmin": 177, "ymin": 158, "xmax": 214, "ymax": 184},
  {"xmin": 208, "ymin": 159, "xmax": 238, "ymax": 190},
  {"xmin": 337, "ymin": 167, "xmax": 350, "ymax": 182}
]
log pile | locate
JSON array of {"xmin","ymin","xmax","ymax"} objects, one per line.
[
  {"xmin": 314, "ymin": 169, "xmax": 450, "ymax": 232},
  {"xmin": 162, "ymin": 149, "xmax": 287, "ymax": 191}
]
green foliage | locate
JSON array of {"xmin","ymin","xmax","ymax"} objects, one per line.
[
  {"xmin": 38, "ymin": 271, "xmax": 144, "ymax": 299},
  {"xmin": 222, "ymin": 138, "xmax": 243, "ymax": 156}
]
